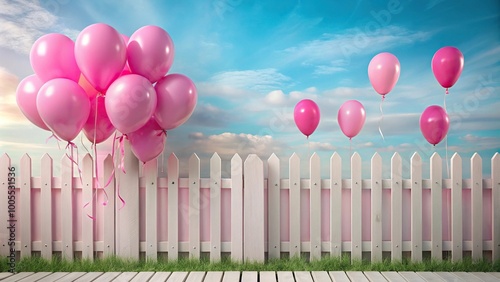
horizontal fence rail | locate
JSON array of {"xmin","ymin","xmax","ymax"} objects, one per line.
[{"xmin": 1, "ymin": 145, "xmax": 499, "ymax": 263}]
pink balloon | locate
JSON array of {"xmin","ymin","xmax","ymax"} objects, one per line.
[
  {"xmin": 337, "ymin": 100, "xmax": 366, "ymax": 139},
  {"xmin": 37, "ymin": 78, "xmax": 90, "ymax": 142},
  {"xmin": 78, "ymin": 74, "xmax": 99, "ymax": 100},
  {"xmin": 128, "ymin": 118, "xmax": 166, "ymax": 163},
  {"xmin": 154, "ymin": 74, "xmax": 197, "ymax": 130},
  {"xmin": 75, "ymin": 23, "xmax": 127, "ymax": 92},
  {"xmin": 121, "ymin": 34, "xmax": 131, "ymax": 72},
  {"xmin": 420, "ymin": 105, "xmax": 449, "ymax": 146},
  {"xmin": 368, "ymin": 52, "xmax": 400, "ymax": 96},
  {"xmin": 83, "ymin": 96, "xmax": 115, "ymax": 144},
  {"xmin": 105, "ymin": 74, "xmax": 157, "ymax": 134},
  {"xmin": 127, "ymin": 25, "xmax": 175, "ymax": 83},
  {"xmin": 16, "ymin": 75, "xmax": 50, "ymax": 131},
  {"xmin": 432, "ymin": 46, "xmax": 464, "ymax": 91},
  {"xmin": 293, "ymin": 99, "xmax": 320, "ymax": 138},
  {"xmin": 30, "ymin": 33, "xmax": 80, "ymax": 83}
]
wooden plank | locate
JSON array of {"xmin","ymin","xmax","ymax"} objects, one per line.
[
  {"xmin": 1, "ymin": 272, "xmax": 35, "ymax": 282},
  {"xmin": 82, "ymin": 154, "xmax": 94, "ymax": 260},
  {"xmin": 434, "ymin": 272, "xmax": 465, "ymax": 281},
  {"xmin": 351, "ymin": 153, "xmax": 362, "ymax": 261},
  {"xmin": 451, "ymin": 153, "xmax": 463, "ymax": 262},
  {"xmin": 471, "ymin": 153, "xmax": 483, "ymax": 260},
  {"xmin": 289, "ymin": 153, "xmax": 301, "ymax": 258},
  {"xmin": 149, "ymin": 272, "xmax": 172, "ymax": 282},
  {"xmin": 204, "ymin": 271, "xmax": 224, "ymax": 282},
  {"xmin": 40, "ymin": 154, "xmax": 53, "ymax": 260},
  {"xmin": 222, "ymin": 271, "xmax": 241, "ymax": 282},
  {"xmin": 116, "ymin": 141, "xmax": 140, "ymax": 259},
  {"xmin": 166, "ymin": 272, "xmax": 189, "ymax": 282},
  {"xmin": 145, "ymin": 158, "xmax": 158, "ymax": 261},
  {"xmin": 330, "ymin": 153, "xmax": 342, "ymax": 257},
  {"xmin": 0, "ymin": 154, "xmax": 11, "ymax": 257},
  {"xmin": 0, "ymin": 272, "xmax": 13, "ymax": 280},
  {"xmin": 417, "ymin": 272, "xmax": 447, "ymax": 282},
  {"xmin": 391, "ymin": 153, "xmax": 402, "ymax": 261},
  {"xmin": 493, "ymin": 153, "xmax": 500, "ymax": 261},
  {"xmin": 472, "ymin": 272, "xmax": 500, "ymax": 282},
  {"xmin": 411, "ymin": 153, "xmax": 423, "ymax": 262},
  {"xmin": 346, "ymin": 271, "xmax": 369, "ymax": 282},
  {"xmin": 112, "ymin": 272, "xmax": 138, "ymax": 282},
  {"xmin": 295, "ymin": 271, "xmax": 313, "ymax": 282},
  {"xmin": 277, "ymin": 271, "xmax": 295, "ymax": 282},
  {"xmin": 363, "ymin": 271, "xmax": 388, "ymax": 282},
  {"xmin": 210, "ymin": 153, "xmax": 222, "ymax": 261},
  {"xmin": 231, "ymin": 154, "xmax": 243, "ymax": 262},
  {"xmin": 130, "ymin": 272, "xmax": 156, "ymax": 282},
  {"xmin": 371, "ymin": 153, "xmax": 383, "ymax": 262},
  {"xmin": 328, "ymin": 271, "xmax": 350, "ymax": 282},
  {"xmin": 102, "ymin": 154, "xmax": 115, "ymax": 258},
  {"xmin": 489, "ymin": 273, "xmax": 500, "ymax": 280},
  {"xmin": 16, "ymin": 272, "xmax": 51, "ymax": 281},
  {"xmin": 244, "ymin": 154, "xmax": 265, "ymax": 262},
  {"xmin": 186, "ymin": 271, "xmax": 206, "ymax": 282},
  {"xmin": 241, "ymin": 272, "xmax": 258, "ymax": 282},
  {"xmin": 54, "ymin": 272, "xmax": 87, "ymax": 282},
  {"xmin": 168, "ymin": 154, "xmax": 179, "ymax": 260},
  {"xmin": 311, "ymin": 271, "xmax": 332, "ymax": 282},
  {"xmin": 36, "ymin": 272, "xmax": 71, "ymax": 282},
  {"xmin": 430, "ymin": 153, "xmax": 443, "ymax": 260},
  {"xmin": 381, "ymin": 272, "xmax": 406, "ymax": 282},
  {"xmin": 268, "ymin": 154, "xmax": 281, "ymax": 259},
  {"xmin": 310, "ymin": 153, "xmax": 321, "ymax": 261},
  {"xmin": 92, "ymin": 272, "xmax": 121, "ymax": 282},
  {"xmin": 399, "ymin": 272, "xmax": 426, "ymax": 282},
  {"xmin": 451, "ymin": 272, "xmax": 484, "ymax": 282},
  {"xmin": 189, "ymin": 154, "xmax": 201, "ymax": 259},
  {"xmin": 260, "ymin": 271, "xmax": 277, "ymax": 282},
  {"xmin": 20, "ymin": 154, "xmax": 32, "ymax": 259},
  {"xmin": 74, "ymin": 272, "xmax": 104, "ymax": 282}
]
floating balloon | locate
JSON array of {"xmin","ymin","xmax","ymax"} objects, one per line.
[
  {"xmin": 128, "ymin": 118, "xmax": 166, "ymax": 163},
  {"xmin": 75, "ymin": 23, "xmax": 127, "ymax": 92},
  {"xmin": 154, "ymin": 74, "xmax": 197, "ymax": 130},
  {"xmin": 420, "ymin": 105, "xmax": 449, "ymax": 146},
  {"xmin": 83, "ymin": 96, "xmax": 115, "ymax": 144},
  {"xmin": 78, "ymin": 74, "xmax": 99, "ymax": 100},
  {"xmin": 16, "ymin": 75, "xmax": 50, "ymax": 131},
  {"xmin": 30, "ymin": 33, "xmax": 80, "ymax": 83},
  {"xmin": 368, "ymin": 52, "xmax": 400, "ymax": 97},
  {"xmin": 432, "ymin": 46, "xmax": 464, "ymax": 93},
  {"xmin": 337, "ymin": 100, "xmax": 366, "ymax": 139},
  {"xmin": 105, "ymin": 74, "xmax": 157, "ymax": 134},
  {"xmin": 37, "ymin": 78, "xmax": 90, "ymax": 142},
  {"xmin": 293, "ymin": 99, "xmax": 320, "ymax": 138}
]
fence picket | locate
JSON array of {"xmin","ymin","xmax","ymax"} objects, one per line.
[
  {"xmin": 144, "ymin": 158, "xmax": 158, "ymax": 261},
  {"xmin": 267, "ymin": 154, "xmax": 281, "ymax": 259},
  {"xmin": 430, "ymin": 153, "xmax": 443, "ymax": 260},
  {"xmin": 471, "ymin": 153, "xmax": 483, "ymax": 260},
  {"xmin": 210, "ymin": 153, "xmax": 222, "ymax": 261},
  {"xmin": 310, "ymin": 153, "xmax": 321, "ymax": 261},
  {"xmin": 330, "ymin": 153, "xmax": 342, "ymax": 257},
  {"xmin": 0, "ymin": 154, "xmax": 11, "ymax": 257},
  {"xmin": 371, "ymin": 153, "xmax": 382, "ymax": 262},
  {"xmin": 20, "ymin": 154, "xmax": 32, "ymax": 258},
  {"xmin": 244, "ymin": 154, "xmax": 265, "ymax": 262},
  {"xmin": 493, "ymin": 153, "xmax": 500, "ymax": 261},
  {"xmin": 411, "ymin": 153, "xmax": 422, "ymax": 262},
  {"xmin": 189, "ymin": 154, "xmax": 201, "ymax": 259},
  {"xmin": 451, "ymin": 153, "xmax": 462, "ymax": 262},
  {"xmin": 391, "ymin": 153, "xmax": 402, "ymax": 261},
  {"xmin": 351, "ymin": 153, "xmax": 362, "ymax": 261},
  {"xmin": 102, "ymin": 154, "xmax": 115, "ymax": 258},
  {"xmin": 231, "ymin": 154, "xmax": 243, "ymax": 261},
  {"xmin": 40, "ymin": 154, "xmax": 53, "ymax": 259},
  {"xmin": 289, "ymin": 153, "xmax": 301, "ymax": 258},
  {"xmin": 61, "ymin": 155, "xmax": 73, "ymax": 260},
  {"xmin": 82, "ymin": 154, "xmax": 94, "ymax": 260},
  {"xmin": 168, "ymin": 154, "xmax": 179, "ymax": 260}
]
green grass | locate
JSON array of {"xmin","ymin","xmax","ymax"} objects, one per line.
[{"xmin": 2, "ymin": 256, "xmax": 500, "ymax": 273}]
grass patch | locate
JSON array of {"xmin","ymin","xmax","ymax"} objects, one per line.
[{"xmin": 1, "ymin": 256, "xmax": 499, "ymax": 273}]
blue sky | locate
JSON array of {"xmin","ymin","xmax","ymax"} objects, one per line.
[{"xmin": 0, "ymin": 0, "xmax": 499, "ymax": 178}]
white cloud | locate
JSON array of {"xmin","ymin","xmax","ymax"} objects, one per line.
[
  {"xmin": 458, "ymin": 134, "xmax": 500, "ymax": 151},
  {"xmin": 0, "ymin": 67, "xmax": 27, "ymax": 128},
  {"xmin": 309, "ymin": 141, "xmax": 336, "ymax": 151}
]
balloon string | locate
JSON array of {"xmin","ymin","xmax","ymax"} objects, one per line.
[
  {"xmin": 444, "ymin": 93, "xmax": 450, "ymax": 179},
  {"xmin": 307, "ymin": 136, "xmax": 311, "ymax": 160},
  {"xmin": 349, "ymin": 138, "xmax": 352, "ymax": 158},
  {"xmin": 46, "ymin": 133, "xmax": 62, "ymax": 150},
  {"xmin": 378, "ymin": 95, "xmax": 386, "ymax": 142},
  {"xmin": 116, "ymin": 134, "xmax": 127, "ymax": 210}
]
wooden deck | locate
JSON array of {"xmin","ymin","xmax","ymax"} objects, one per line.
[{"xmin": 0, "ymin": 271, "xmax": 499, "ymax": 282}]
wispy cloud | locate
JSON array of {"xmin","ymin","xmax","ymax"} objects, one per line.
[
  {"xmin": 0, "ymin": 67, "xmax": 28, "ymax": 128},
  {"xmin": 184, "ymin": 103, "xmax": 236, "ymax": 128}
]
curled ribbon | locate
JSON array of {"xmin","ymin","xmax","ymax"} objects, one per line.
[{"xmin": 378, "ymin": 95, "xmax": 386, "ymax": 142}]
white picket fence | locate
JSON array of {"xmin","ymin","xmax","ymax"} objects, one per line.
[{"xmin": 1, "ymin": 142, "xmax": 499, "ymax": 263}]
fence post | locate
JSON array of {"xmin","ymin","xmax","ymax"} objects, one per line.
[
  {"xmin": 310, "ymin": 153, "xmax": 321, "ymax": 261},
  {"xmin": 210, "ymin": 153, "xmax": 221, "ymax": 261},
  {"xmin": 61, "ymin": 154, "xmax": 73, "ymax": 260},
  {"xmin": 371, "ymin": 153, "xmax": 382, "ymax": 262},
  {"xmin": 244, "ymin": 154, "xmax": 265, "ymax": 262},
  {"xmin": 189, "ymin": 153, "xmax": 200, "ymax": 259},
  {"xmin": 451, "ymin": 153, "xmax": 462, "ymax": 262},
  {"xmin": 144, "ymin": 158, "xmax": 158, "ymax": 261},
  {"xmin": 82, "ymin": 154, "xmax": 94, "ymax": 260},
  {"xmin": 102, "ymin": 154, "xmax": 115, "ymax": 258},
  {"xmin": 231, "ymin": 154, "xmax": 243, "ymax": 261},
  {"xmin": 330, "ymin": 153, "xmax": 342, "ymax": 257},
  {"xmin": 493, "ymin": 153, "xmax": 500, "ymax": 261},
  {"xmin": 168, "ymin": 154, "xmax": 179, "ymax": 260},
  {"xmin": 116, "ymin": 141, "xmax": 140, "ymax": 260},
  {"xmin": 40, "ymin": 154, "xmax": 53, "ymax": 260},
  {"xmin": 391, "ymin": 153, "xmax": 402, "ymax": 261},
  {"xmin": 471, "ymin": 153, "xmax": 483, "ymax": 260},
  {"xmin": 411, "ymin": 153, "xmax": 422, "ymax": 262},
  {"xmin": 430, "ymin": 153, "xmax": 443, "ymax": 261},
  {"xmin": 267, "ymin": 154, "xmax": 281, "ymax": 259},
  {"xmin": 351, "ymin": 152, "xmax": 362, "ymax": 262},
  {"xmin": 289, "ymin": 153, "xmax": 301, "ymax": 258}
]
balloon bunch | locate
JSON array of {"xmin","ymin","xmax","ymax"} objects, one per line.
[{"xmin": 16, "ymin": 23, "xmax": 197, "ymax": 163}]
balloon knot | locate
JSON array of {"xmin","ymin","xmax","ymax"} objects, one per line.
[{"xmin": 445, "ymin": 88, "xmax": 449, "ymax": 95}]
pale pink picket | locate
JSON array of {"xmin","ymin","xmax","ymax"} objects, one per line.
[{"xmin": 0, "ymin": 146, "xmax": 499, "ymax": 263}]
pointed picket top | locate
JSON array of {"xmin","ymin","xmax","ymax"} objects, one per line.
[
  {"xmin": 493, "ymin": 153, "xmax": 500, "ymax": 180},
  {"xmin": 231, "ymin": 154, "xmax": 242, "ymax": 174},
  {"xmin": 371, "ymin": 152, "xmax": 381, "ymax": 162},
  {"xmin": 244, "ymin": 154, "xmax": 263, "ymax": 166},
  {"xmin": 82, "ymin": 153, "xmax": 93, "ymax": 165},
  {"xmin": 268, "ymin": 153, "xmax": 280, "ymax": 187},
  {"xmin": 391, "ymin": 152, "xmax": 401, "ymax": 163},
  {"xmin": 290, "ymin": 152, "xmax": 300, "ymax": 162},
  {"xmin": 351, "ymin": 152, "xmax": 361, "ymax": 166},
  {"xmin": 471, "ymin": 152, "xmax": 482, "ymax": 164},
  {"xmin": 189, "ymin": 153, "xmax": 200, "ymax": 165},
  {"xmin": 310, "ymin": 152, "xmax": 320, "ymax": 162},
  {"xmin": 41, "ymin": 154, "xmax": 53, "ymax": 178},
  {"xmin": 268, "ymin": 153, "xmax": 279, "ymax": 163},
  {"xmin": 331, "ymin": 152, "xmax": 341, "ymax": 163},
  {"xmin": 211, "ymin": 152, "xmax": 221, "ymax": 164},
  {"xmin": 493, "ymin": 152, "xmax": 500, "ymax": 162},
  {"xmin": 41, "ymin": 153, "xmax": 53, "ymax": 163},
  {"xmin": 103, "ymin": 154, "xmax": 113, "ymax": 166},
  {"xmin": 1, "ymin": 153, "xmax": 11, "ymax": 163},
  {"xmin": 451, "ymin": 152, "xmax": 462, "ymax": 163},
  {"xmin": 411, "ymin": 152, "xmax": 421, "ymax": 163},
  {"xmin": 168, "ymin": 153, "xmax": 179, "ymax": 167},
  {"xmin": 21, "ymin": 153, "xmax": 31, "ymax": 163}
]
